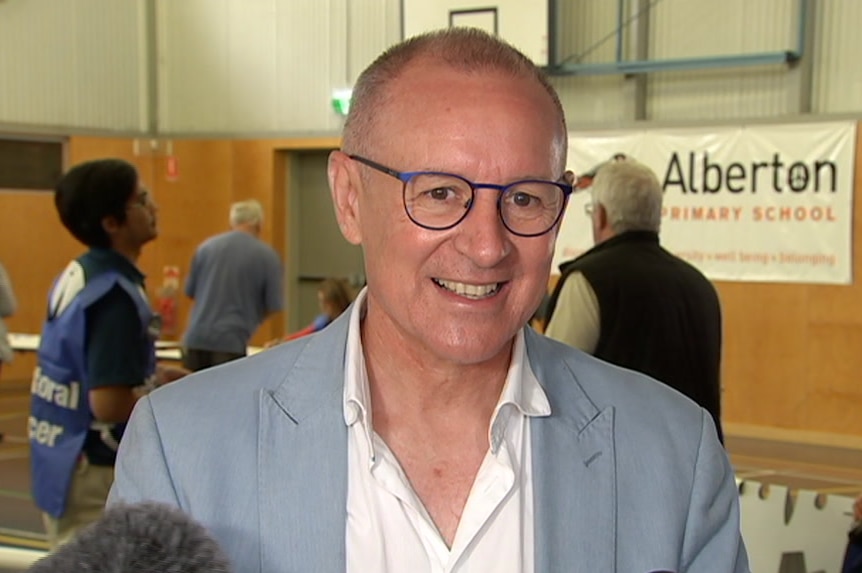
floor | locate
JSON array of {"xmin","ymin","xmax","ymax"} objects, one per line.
[{"xmin": 0, "ymin": 377, "xmax": 43, "ymax": 551}]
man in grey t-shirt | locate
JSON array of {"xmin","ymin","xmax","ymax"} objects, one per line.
[{"xmin": 182, "ymin": 200, "xmax": 283, "ymax": 371}]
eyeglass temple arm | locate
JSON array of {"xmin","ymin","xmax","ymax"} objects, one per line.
[{"xmin": 348, "ymin": 155, "xmax": 403, "ymax": 179}]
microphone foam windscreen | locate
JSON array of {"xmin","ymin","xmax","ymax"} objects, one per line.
[{"xmin": 27, "ymin": 501, "xmax": 232, "ymax": 573}]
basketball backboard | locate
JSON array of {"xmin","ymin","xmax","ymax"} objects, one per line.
[{"xmin": 402, "ymin": 0, "xmax": 549, "ymax": 66}]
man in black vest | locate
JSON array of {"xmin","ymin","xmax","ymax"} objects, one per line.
[{"xmin": 545, "ymin": 158, "xmax": 724, "ymax": 443}]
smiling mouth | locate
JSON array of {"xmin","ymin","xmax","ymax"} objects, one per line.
[{"xmin": 433, "ymin": 278, "xmax": 502, "ymax": 299}]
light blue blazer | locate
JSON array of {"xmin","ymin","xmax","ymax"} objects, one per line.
[{"xmin": 109, "ymin": 312, "xmax": 749, "ymax": 572}]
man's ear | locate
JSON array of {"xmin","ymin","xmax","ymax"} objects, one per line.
[
  {"xmin": 596, "ymin": 203, "xmax": 610, "ymax": 230},
  {"xmin": 328, "ymin": 150, "xmax": 363, "ymax": 245},
  {"xmin": 101, "ymin": 215, "xmax": 121, "ymax": 237}
]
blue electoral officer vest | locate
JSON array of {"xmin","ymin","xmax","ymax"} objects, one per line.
[{"xmin": 30, "ymin": 261, "xmax": 156, "ymax": 517}]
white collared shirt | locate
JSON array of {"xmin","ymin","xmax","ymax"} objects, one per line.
[{"xmin": 344, "ymin": 289, "xmax": 551, "ymax": 572}]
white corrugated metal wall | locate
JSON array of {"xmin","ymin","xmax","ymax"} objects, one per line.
[
  {"xmin": 156, "ymin": 0, "xmax": 399, "ymax": 134},
  {"xmin": 157, "ymin": 0, "xmax": 230, "ymax": 132},
  {"xmin": 646, "ymin": 0, "xmax": 802, "ymax": 121},
  {"xmin": 812, "ymin": 0, "xmax": 862, "ymax": 113},
  {"xmin": 1, "ymin": 0, "xmax": 861, "ymax": 134},
  {"xmin": 0, "ymin": 0, "xmax": 147, "ymax": 132},
  {"xmin": 551, "ymin": 0, "xmax": 630, "ymax": 125}
]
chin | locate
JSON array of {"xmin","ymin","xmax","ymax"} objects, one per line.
[{"xmin": 433, "ymin": 330, "xmax": 516, "ymax": 366}]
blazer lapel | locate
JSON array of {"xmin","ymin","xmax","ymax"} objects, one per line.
[
  {"xmin": 528, "ymin": 330, "xmax": 618, "ymax": 572},
  {"xmin": 255, "ymin": 323, "xmax": 618, "ymax": 571},
  {"xmin": 257, "ymin": 319, "xmax": 350, "ymax": 572}
]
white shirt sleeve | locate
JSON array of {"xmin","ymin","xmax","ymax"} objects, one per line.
[{"xmin": 544, "ymin": 271, "xmax": 600, "ymax": 354}]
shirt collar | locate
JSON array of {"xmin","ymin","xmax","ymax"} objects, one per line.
[
  {"xmin": 343, "ymin": 288, "xmax": 375, "ymax": 458},
  {"xmin": 84, "ymin": 247, "xmax": 146, "ymax": 284},
  {"xmin": 488, "ymin": 329, "xmax": 551, "ymax": 452},
  {"xmin": 342, "ymin": 288, "xmax": 551, "ymax": 458}
]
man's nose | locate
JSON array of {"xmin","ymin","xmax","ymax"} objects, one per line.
[{"xmin": 451, "ymin": 190, "xmax": 511, "ymax": 267}]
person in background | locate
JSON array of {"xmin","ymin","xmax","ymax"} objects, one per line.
[
  {"xmin": 0, "ymin": 260, "xmax": 17, "ymax": 443},
  {"xmin": 268, "ymin": 277, "xmax": 355, "ymax": 346},
  {"xmin": 181, "ymin": 199, "xmax": 283, "ymax": 371},
  {"xmin": 109, "ymin": 28, "xmax": 747, "ymax": 571},
  {"xmin": 544, "ymin": 158, "xmax": 725, "ymax": 443},
  {"xmin": 0, "ymin": 260, "xmax": 16, "ymax": 380},
  {"xmin": 842, "ymin": 494, "xmax": 862, "ymax": 573},
  {"xmin": 30, "ymin": 159, "xmax": 185, "ymax": 549}
]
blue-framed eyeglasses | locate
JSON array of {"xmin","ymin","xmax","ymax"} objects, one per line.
[{"xmin": 349, "ymin": 155, "xmax": 573, "ymax": 237}]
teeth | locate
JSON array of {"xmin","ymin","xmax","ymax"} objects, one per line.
[{"xmin": 435, "ymin": 279, "xmax": 500, "ymax": 299}]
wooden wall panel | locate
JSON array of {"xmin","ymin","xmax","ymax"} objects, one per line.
[
  {"xmin": 717, "ymin": 282, "xmax": 810, "ymax": 428},
  {"xmin": 804, "ymin": 324, "xmax": 862, "ymax": 433},
  {"xmin": 146, "ymin": 140, "xmax": 234, "ymax": 340},
  {"xmin": 67, "ymin": 138, "xmax": 153, "ymax": 176},
  {"xmin": 0, "ymin": 191, "xmax": 80, "ymax": 341}
]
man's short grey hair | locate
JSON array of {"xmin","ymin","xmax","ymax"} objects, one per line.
[
  {"xmin": 342, "ymin": 27, "xmax": 567, "ymax": 169},
  {"xmin": 591, "ymin": 160, "xmax": 663, "ymax": 233},
  {"xmin": 229, "ymin": 199, "xmax": 264, "ymax": 227}
]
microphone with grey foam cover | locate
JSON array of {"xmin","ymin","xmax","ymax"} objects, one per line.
[{"xmin": 27, "ymin": 501, "xmax": 232, "ymax": 573}]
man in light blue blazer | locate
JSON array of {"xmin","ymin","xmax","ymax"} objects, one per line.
[{"xmin": 110, "ymin": 27, "xmax": 749, "ymax": 572}]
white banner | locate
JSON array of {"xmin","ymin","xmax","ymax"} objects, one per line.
[{"xmin": 555, "ymin": 122, "xmax": 857, "ymax": 284}]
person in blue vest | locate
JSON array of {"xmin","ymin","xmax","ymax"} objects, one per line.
[{"xmin": 29, "ymin": 158, "xmax": 186, "ymax": 549}]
